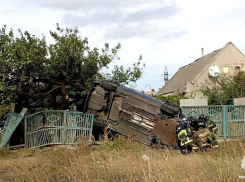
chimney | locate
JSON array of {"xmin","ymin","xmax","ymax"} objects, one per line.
[{"xmin": 201, "ymin": 48, "xmax": 204, "ymax": 57}]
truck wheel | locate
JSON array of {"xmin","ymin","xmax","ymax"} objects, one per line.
[
  {"xmin": 161, "ymin": 102, "xmax": 180, "ymax": 116},
  {"xmin": 101, "ymin": 81, "xmax": 118, "ymax": 91}
]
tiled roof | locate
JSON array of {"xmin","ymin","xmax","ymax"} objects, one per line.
[{"xmin": 156, "ymin": 47, "xmax": 222, "ymax": 95}]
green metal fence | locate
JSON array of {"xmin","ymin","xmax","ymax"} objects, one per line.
[
  {"xmin": 25, "ymin": 111, "xmax": 94, "ymax": 148},
  {"xmin": 181, "ymin": 105, "xmax": 245, "ymax": 139},
  {"xmin": 0, "ymin": 112, "xmax": 24, "ymax": 147}
]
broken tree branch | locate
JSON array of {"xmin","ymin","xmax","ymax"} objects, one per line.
[
  {"xmin": 33, "ymin": 79, "xmax": 64, "ymax": 86},
  {"xmin": 42, "ymin": 86, "xmax": 61, "ymax": 97},
  {"xmin": 65, "ymin": 81, "xmax": 89, "ymax": 91}
]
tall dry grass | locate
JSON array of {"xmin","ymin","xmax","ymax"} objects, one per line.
[{"xmin": 0, "ymin": 137, "xmax": 244, "ymax": 182}]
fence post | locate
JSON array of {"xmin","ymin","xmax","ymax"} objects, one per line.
[
  {"xmin": 63, "ymin": 111, "xmax": 67, "ymax": 144},
  {"xmin": 24, "ymin": 116, "xmax": 27, "ymax": 148},
  {"xmin": 223, "ymin": 105, "xmax": 228, "ymax": 139},
  {"xmin": 91, "ymin": 114, "xmax": 94, "ymax": 135}
]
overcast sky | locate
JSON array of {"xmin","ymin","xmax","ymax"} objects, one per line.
[{"xmin": 1, "ymin": 0, "xmax": 245, "ymax": 91}]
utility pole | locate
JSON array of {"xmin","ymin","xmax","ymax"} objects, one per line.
[{"xmin": 164, "ymin": 66, "xmax": 169, "ymax": 84}]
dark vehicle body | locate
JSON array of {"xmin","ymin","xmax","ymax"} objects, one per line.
[
  {"xmin": 83, "ymin": 80, "xmax": 183, "ymax": 147},
  {"xmin": 0, "ymin": 122, "xmax": 4, "ymax": 128}
]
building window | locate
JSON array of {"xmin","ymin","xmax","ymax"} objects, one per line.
[
  {"xmin": 235, "ymin": 66, "xmax": 241, "ymax": 72},
  {"xmin": 223, "ymin": 66, "xmax": 229, "ymax": 73}
]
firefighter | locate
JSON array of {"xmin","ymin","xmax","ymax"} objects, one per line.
[
  {"xmin": 206, "ymin": 116, "xmax": 218, "ymax": 135},
  {"xmin": 176, "ymin": 122, "xmax": 194, "ymax": 153},
  {"xmin": 192, "ymin": 115, "xmax": 218, "ymax": 150},
  {"xmin": 177, "ymin": 114, "xmax": 218, "ymax": 153}
]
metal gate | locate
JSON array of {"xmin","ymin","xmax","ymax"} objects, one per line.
[
  {"xmin": 25, "ymin": 111, "xmax": 94, "ymax": 148},
  {"xmin": 181, "ymin": 105, "xmax": 245, "ymax": 139},
  {"xmin": 0, "ymin": 112, "xmax": 24, "ymax": 147}
]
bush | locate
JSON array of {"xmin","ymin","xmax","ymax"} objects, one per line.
[{"xmin": 154, "ymin": 93, "xmax": 188, "ymax": 106}]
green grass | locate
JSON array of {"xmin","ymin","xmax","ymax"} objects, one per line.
[{"xmin": 0, "ymin": 137, "xmax": 245, "ymax": 182}]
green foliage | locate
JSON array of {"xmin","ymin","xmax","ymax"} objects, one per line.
[
  {"xmin": 110, "ymin": 55, "xmax": 145, "ymax": 84},
  {"xmin": 201, "ymin": 71, "xmax": 245, "ymax": 105},
  {"xmin": 155, "ymin": 93, "xmax": 188, "ymax": 106},
  {"xmin": 0, "ymin": 105, "xmax": 9, "ymax": 119},
  {"xmin": 0, "ymin": 25, "xmax": 48, "ymax": 108},
  {"xmin": 0, "ymin": 24, "xmax": 144, "ymax": 111}
]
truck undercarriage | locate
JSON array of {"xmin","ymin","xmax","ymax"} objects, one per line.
[{"xmin": 83, "ymin": 80, "xmax": 218, "ymax": 153}]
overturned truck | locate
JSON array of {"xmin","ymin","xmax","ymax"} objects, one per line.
[{"xmin": 83, "ymin": 80, "xmax": 218, "ymax": 152}]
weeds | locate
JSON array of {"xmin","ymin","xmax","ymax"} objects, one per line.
[
  {"xmin": 0, "ymin": 147, "xmax": 11, "ymax": 157},
  {"xmin": 0, "ymin": 137, "xmax": 244, "ymax": 181}
]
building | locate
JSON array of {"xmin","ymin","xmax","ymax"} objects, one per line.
[
  {"xmin": 156, "ymin": 42, "xmax": 245, "ymax": 98},
  {"xmin": 141, "ymin": 89, "xmax": 156, "ymax": 96}
]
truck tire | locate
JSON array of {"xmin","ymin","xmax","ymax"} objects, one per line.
[
  {"xmin": 161, "ymin": 102, "xmax": 181, "ymax": 116},
  {"xmin": 100, "ymin": 81, "xmax": 118, "ymax": 91}
]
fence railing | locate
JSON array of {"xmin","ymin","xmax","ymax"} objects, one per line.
[
  {"xmin": 25, "ymin": 110, "xmax": 94, "ymax": 148},
  {"xmin": 0, "ymin": 112, "xmax": 24, "ymax": 147},
  {"xmin": 0, "ymin": 110, "xmax": 94, "ymax": 148},
  {"xmin": 181, "ymin": 105, "xmax": 245, "ymax": 139}
]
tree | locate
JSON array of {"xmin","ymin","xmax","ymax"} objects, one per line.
[
  {"xmin": 0, "ymin": 105, "xmax": 9, "ymax": 120},
  {"xmin": 110, "ymin": 55, "xmax": 144, "ymax": 84},
  {"xmin": 154, "ymin": 93, "xmax": 189, "ymax": 106},
  {"xmin": 0, "ymin": 24, "xmax": 145, "ymax": 112},
  {"xmin": 201, "ymin": 71, "xmax": 245, "ymax": 105}
]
